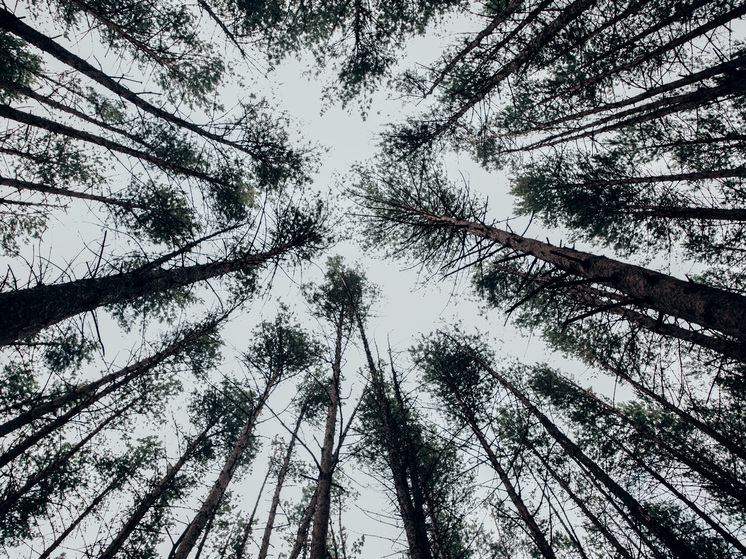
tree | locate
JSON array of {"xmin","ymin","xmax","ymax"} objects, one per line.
[
  {"xmin": 0, "ymin": 199, "xmax": 326, "ymax": 345},
  {"xmin": 353, "ymin": 161, "xmax": 746, "ymax": 340},
  {"xmin": 172, "ymin": 308, "xmax": 320, "ymax": 559},
  {"xmin": 305, "ymin": 257, "xmax": 372, "ymax": 559}
]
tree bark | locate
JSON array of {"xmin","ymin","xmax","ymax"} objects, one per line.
[
  {"xmin": 257, "ymin": 408, "xmax": 305, "ymax": 559},
  {"xmin": 354, "ymin": 310, "xmax": 433, "ymax": 559},
  {"xmin": 0, "ymin": 314, "xmax": 224, "ymax": 436},
  {"xmin": 460, "ymin": 344, "xmax": 696, "ymax": 558},
  {"xmin": 309, "ymin": 311, "xmax": 344, "ymax": 559},
  {"xmin": 100, "ymin": 425, "xmax": 211, "ymax": 559},
  {"xmin": 418, "ymin": 210, "xmax": 746, "ymax": 340},
  {"xmin": 0, "ymin": 240, "xmax": 298, "ymax": 345},
  {"xmin": 0, "ymin": 399, "xmax": 133, "ymax": 517},
  {"xmin": 172, "ymin": 369, "xmax": 280, "ymax": 559}
]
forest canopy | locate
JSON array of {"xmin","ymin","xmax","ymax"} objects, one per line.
[{"xmin": 1, "ymin": 0, "xmax": 745, "ymax": 558}]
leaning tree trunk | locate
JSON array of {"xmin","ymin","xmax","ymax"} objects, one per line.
[
  {"xmin": 0, "ymin": 313, "xmax": 226, "ymax": 437},
  {"xmin": 354, "ymin": 308, "xmax": 433, "ymax": 559},
  {"xmin": 0, "ymin": 399, "xmax": 134, "ymax": 517},
  {"xmin": 100, "ymin": 425, "xmax": 211, "ymax": 559},
  {"xmin": 172, "ymin": 366, "xmax": 282, "ymax": 559},
  {"xmin": 257, "ymin": 407, "xmax": 306, "ymax": 559},
  {"xmin": 0, "ymin": 239, "xmax": 298, "ymax": 345},
  {"xmin": 460, "ymin": 344, "xmax": 696, "ymax": 559},
  {"xmin": 418, "ymin": 210, "xmax": 746, "ymax": 340},
  {"xmin": 445, "ymin": 381, "xmax": 557, "ymax": 559}
]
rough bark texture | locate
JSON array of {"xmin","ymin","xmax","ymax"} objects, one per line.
[
  {"xmin": 465, "ymin": 348, "xmax": 695, "ymax": 558},
  {"xmin": 0, "ymin": 241, "xmax": 294, "ymax": 346},
  {"xmin": 309, "ymin": 311, "xmax": 344, "ymax": 559},
  {"xmin": 172, "ymin": 380, "xmax": 275, "ymax": 559},
  {"xmin": 100, "ymin": 426, "xmax": 210, "ymax": 559},
  {"xmin": 355, "ymin": 311, "xmax": 433, "ymax": 559},
  {"xmin": 423, "ymin": 211, "xmax": 746, "ymax": 340}
]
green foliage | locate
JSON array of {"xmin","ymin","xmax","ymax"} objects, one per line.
[
  {"xmin": 0, "ymin": 31, "xmax": 40, "ymax": 102},
  {"xmin": 306, "ymin": 256, "xmax": 375, "ymax": 327},
  {"xmin": 114, "ymin": 182, "xmax": 198, "ymax": 246},
  {"xmin": 243, "ymin": 307, "xmax": 322, "ymax": 382},
  {"xmin": 42, "ymin": 329, "xmax": 97, "ymax": 373},
  {"xmin": 218, "ymin": 0, "xmax": 465, "ymax": 110},
  {"xmin": 0, "ymin": 362, "xmax": 38, "ymax": 409},
  {"xmin": 188, "ymin": 378, "xmax": 258, "ymax": 462},
  {"xmin": 107, "ymin": 286, "xmax": 197, "ymax": 330}
]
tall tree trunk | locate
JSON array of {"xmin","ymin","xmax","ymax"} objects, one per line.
[
  {"xmin": 611, "ymin": 433, "xmax": 746, "ymax": 555},
  {"xmin": 526, "ymin": 54, "xmax": 746, "ymax": 133},
  {"xmin": 0, "ymin": 239, "xmax": 299, "ymax": 345},
  {"xmin": 100, "ymin": 426, "xmax": 211, "ymax": 559},
  {"xmin": 459, "ymin": 344, "xmax": 696, "ymax": 558},
  {"xmin": 172, "ymin": 369, "xmax": 281, "ymax": 559},
  {"xmin": 417, "ymin": 210, "xmax": 746, "ymax": 340},
  {"xmin": 288, "ymin": 489, "xmax": 318, "ymax": 559},
  {"xmin": 257, "ymin": 407, "xmax": 305, "ymax": 559},
  {"xmin": 309, "ymin": 311, "xmax": 344, "ymax": 559},
  {"xmin": 0, "ymin": 399, "xmax": 133, "ymax": 516},
  {"xmin": 531, "ymin": 447, "xmax": 634, "ymax": 559},
  {"xmin": 0, "ymin": 7, "xmax": 259, "ymax": 158},
  {"xmin": 37, "ymin": 473, "xmax": 124, "ymax": 559},
  {"xmin": 0, "ymin": 372, "xmax": 139, "ymax": 469},
  {"xmin": 353, "ymin": 307, "xmax": 433, "ymax": 559},
  {"xmin": 549, "ymin": 371, "xmax": 746, "ymax": 507},
  {"xmin": 430, "ymin": 0, "xmax": 596, "ymax": 142},
  {"xmin": 0, "ymin": 313, "xmax": 225, "ymax": 437},
  {"xmin": 0, "ymin": 104, "xmax": 227, "ymax": 187},
  {"xmin": 234, "ymin": 453, "xmax": 275, "ymax": 559},
  {"xmin": 446, "ymin": 383, "xmax": 557, "ymax": 559}
]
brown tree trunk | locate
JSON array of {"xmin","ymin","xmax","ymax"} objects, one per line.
[
  {"xmin": 0, "ymin": 314, "xmax": 225, "ymax": 436},
  {"xmin": 418, "ymin": 210, "xmax": 746, "ymax": 340},
  {"xmin": 0, "ymin": 240, "xmax": 298, "ymax": 345},
  {"xmin": 100, "ymin": 426, "xmax": 211, "ymax": 559},
  {"xmin": 0, "ymin": 399, "xmax": 133, "ymax": 516},
  {"xmin": 257, "ymin": 408, "xmax": 305, "ymax": 559},
  {"xmin": 351, "ymin": 304, "xmax": 433, "ymax": 559},
  {"xmin": 461, "ymin": 345, "xmax": 695, "ymax": 558},
  {"xmin": 0, "ymin": 372, "xmax": 139, "ymax": 469},
  {"xmin": 309, "ymin": 311, "xmax": 344, "ymax": 559},
  {"xmin": 172, "ymin": 366, "xmax": 282, "ymax": 559}
]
